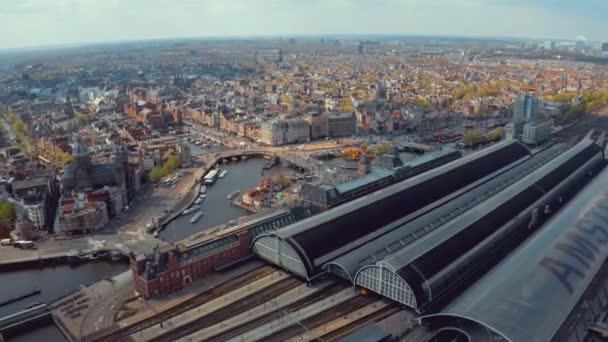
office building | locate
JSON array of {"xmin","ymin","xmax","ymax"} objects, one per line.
[
  {"xmin": 259, "ymin": 119, "xmax": 309, "ymax": 146},
  {"xmin": 522, "ymin": 119, "xmax": 553, "ymax": 145},
  {"xmin": 513, "ymin": 94, "xmax": 539, "ymax": 123}
]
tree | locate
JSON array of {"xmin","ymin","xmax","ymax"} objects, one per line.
[
  {"xmin": 275, "ymin": 173, "xmax": 290, "ymax": 187},
  {"xmin": 463, "ymin": 131, "xmax": 482, "ymax": 146},
  {"xmin": 375, "ymin": 143, "xmax": 392, "ymax": 156},
  {"xmin": 75, "ymin": 113, "xmax": 88, "ymax": 125},
  {"xmin": 163, "ymin": 155, "xmax": 182, "ymax": 173},
  {"xmin": 562, "ymin": 104, "xmax": 586, "ymax": 123},
  {"xmin": 549, "ymin": 92, "xmax": 577, "ymax": 103},
  {"xmin": 337, "ymin": 98, "xmax": 354, "ymax": 113},
  {"xmin": 149, "ymin": 167, "xmax": 166, "ymax": 182},
  {"xmin": 412, "ymin": 98, "xmax": 431, "ymax": 108},
  {"xmin": 0, "ymin": 201, "xmax": 15, "ymax": 221},
  {"xmin": 57, "ymin": 151, "xmax": 73, "ymax": 167},
  {"xmin": 486, "ymin": 127, "xmax": 503, "ymax": 142}
]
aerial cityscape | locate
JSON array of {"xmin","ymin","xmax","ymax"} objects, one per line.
[{"xmin": 1, "ymin": 1, "xmax": 608, "ymax": 342}]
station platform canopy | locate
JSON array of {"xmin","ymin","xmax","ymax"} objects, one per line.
[{"xmin": 253, "ymin": 141, "xmax": 530, "ymax": 280}]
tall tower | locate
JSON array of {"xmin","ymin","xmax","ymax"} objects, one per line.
[
  {"xmin": 513, "ymin": 94, "xmax": 539, "ymax": 123},
  {"xmin": 278, "ymin": 49, "xmax": 284, "ymax": 63}
]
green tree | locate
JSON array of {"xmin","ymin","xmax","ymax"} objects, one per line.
[
  {"xmin": 149, "ymin": 167, "xmax": 166, "ymax": 182},
  {"xmin": 549, "ymin": 92, "xmax": 577, "ymax": 103},
  {"xmin": 75, "ymin": 113, "xmax": 88, "ymax": 125},
  {"xmin": 375, "ymin": 143, "xmax": 392, "ymax": 156},
  {"xmin": 337, "ymin": 98, "xmax": 354, "ymax": 113},
  {"xmin": 0, "ymin": 201, "xmax": 15, "ymax": 221},
  {"xmin": 275, "ymin": 173, "xmax": 290, "ymax": 187},
  {"xmin": 412, "ymin": 98, "xmax": 431, "ymax": 108},
  {"xmin": 562, "ymin": 104, "xmax": 586, "ymax": 123},
  {"xmin": 57, "ymin": 151, "xmax": 73, "ymax": 167},
  {"xmin": 163, "ymin": 155, "xmax": 182, "ymax": 173},
  {"xmin": 486, "ymin": 127, "xmax": 504, "ymax": 142},
  {"xmin": 463, "ymin": 131, "xmax": 482, "ymax": 146}
]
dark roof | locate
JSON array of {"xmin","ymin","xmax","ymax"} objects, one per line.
[
  {"xmin": 275, "ymin": 140, "xmax": 530, "ymax": 275},
  {"xmin": 11, "ymin": 177, "xmax": 48, "ymax": 191},
  {"xmin": 421, "ymin": 163, "xmax": 608, "ymax": 342},
  {"xmin": 327, "ymin": 143, "xmax": 569, "ymax": 282},
  {"xmin": 89, "ymin": 164, "xmax": 116, "ymax": 180},
  {"xmin": 393, "ymin": 139, "xmax": 602, "ymax": 307}
]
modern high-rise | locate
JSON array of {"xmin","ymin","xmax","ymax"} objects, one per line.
[{"xmin": 513, "ymin": 94, "xmax": 539, "ymax": 123}]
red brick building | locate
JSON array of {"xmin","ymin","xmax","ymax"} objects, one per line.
[{"xmin": 130, "ymin": 208, "xmax": 315, "ymax": 299}]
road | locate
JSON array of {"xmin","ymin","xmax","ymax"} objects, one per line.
[{"xmin": 0, "ymin": 237, "xmax": 95, "ymax": 265}]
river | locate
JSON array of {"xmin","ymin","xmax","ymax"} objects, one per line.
[
  {"xmin": 160, "ymin": 157, "xmax": 293, "ymax": 241},
  {"xmin": 0, "ymin": 262, "xmax": 128, "ymax": 342}
]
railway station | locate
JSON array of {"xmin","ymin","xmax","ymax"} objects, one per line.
[
  {"xmin": 252, "ymin": 140, "xmax": 531, "ymax": 280},
  {"xmin": 249, "ymin": 135, "xmax": 608, "ymax": 341},
  {"xmin": 110, "ymin": 134, "xmax": 608, "ymax": 342}
]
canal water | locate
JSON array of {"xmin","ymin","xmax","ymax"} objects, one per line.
[
  {"xmin": 160, "ymin": 158, "xmax": 294, "ymax": 242},
  {"xmin": 0, "ymin": 262, "xmax": 128, "ymax": 342}
]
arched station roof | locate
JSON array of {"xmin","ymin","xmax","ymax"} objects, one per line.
[
  {"xmin": 259, "ymin": 141, "xmax": 531, "ymax": 277},
  {"xmin": 420, "ymin": 162, "xmax": 608, "ymax": 342}
]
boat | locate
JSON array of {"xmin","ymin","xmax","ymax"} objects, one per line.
[
  {"xmin": 227, "ymin": 189, "xmax": 240, "ymax": 200},
  {"xmin": 204, "ymin": 169, "xmax": 219, "ymax": 184},
  {"xmin": 194, "ymin": 195, "xmax": 206, "ymax": 205},
  {"xmin": 182, "ymin": 205, "xmax": 200, "ymax": 216},
  {"xmin": 190, "ymin": 211, "xmax": 203, "ymax": 224},
  {"xmin": 199, "ymin": 185, "xmax": 207, "ymax": 194},
  {"xmin": 219, "ymin": 170, "xmax": 228, "ymax": 178}
]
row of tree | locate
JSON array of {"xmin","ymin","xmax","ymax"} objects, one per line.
[
  {"xmin": 463, "ymin": 127, "xmax": 504, "ymax": 146},
  {"xmin": 548, "ymin": 89, "xmax": 608, "ymax": 124}
]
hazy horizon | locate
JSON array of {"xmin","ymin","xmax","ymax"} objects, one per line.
[{"xmin": 0, "ymin": 0, "xmax": 606, "ymax": 49}]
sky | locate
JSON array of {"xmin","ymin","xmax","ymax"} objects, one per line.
[{"xmin": 0, "ymin": 0, "xmax": 606, "ymax": 49}]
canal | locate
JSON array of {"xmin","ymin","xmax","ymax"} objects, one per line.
[
  {"xmin": 0, "ymin": 262, "xmax": 128, "ymax": 342},
  {"xmin": 160, "ymin": 157, "xmax": 293, "ymax": 241}
]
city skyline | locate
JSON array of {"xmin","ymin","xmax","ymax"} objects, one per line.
[{"xmin": 0, "ymin": 0, "xmax": 606, "ymax": 49}]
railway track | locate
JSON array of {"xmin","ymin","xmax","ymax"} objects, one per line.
[
  {"xmin": 203, "ymin": 282, "xmax": 349, "ymax": 342},
  {"xmin": 318, "ymin": 303, "xmax": 401, "ymax": 341},
  {"xmin": 264, "ymin": 295, "xmax": 377, "ymax": 342},
  {"xmin": 552, "ymin": 114, "xmax": 608, "ymax": 144},
  {"xmin": 151, "ymin": 276, "xmax": 304, "ymax": 342},
  {"xmin": 92, "ymin": 265, "xmax": 275, "ymax": 342}
]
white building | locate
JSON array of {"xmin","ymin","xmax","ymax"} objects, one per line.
[
  {"xmin": 21, "ymin": 202, "xmax": 45, "ymax": 229},
  {"xmin": 523, "ymin": 119, "xmax": 553, "ymax": 145}
]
